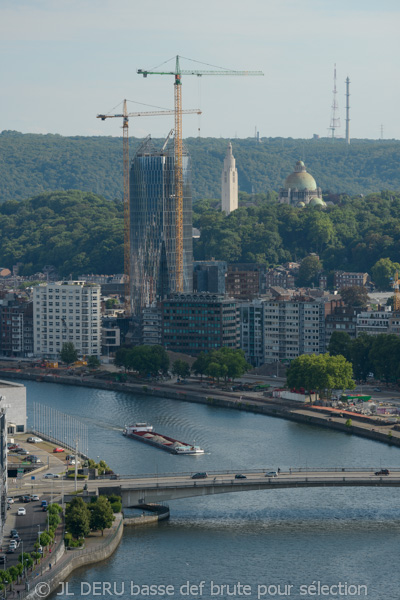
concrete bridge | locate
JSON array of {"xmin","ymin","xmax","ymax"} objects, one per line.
[{"xmin": 95, "ymin": 468, "xmax": 400, "ymax": 507}]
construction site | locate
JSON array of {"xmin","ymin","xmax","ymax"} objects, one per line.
[{"xmin": 97, "ymin": 56, "xmax": 263, "ymax": 316}]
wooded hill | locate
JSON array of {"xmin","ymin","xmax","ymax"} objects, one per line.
[
  {"xmin": 2, "ymin": 189, "xmax": 400, "ymax": 279},
  {"xmin": 1, "ymin": 130, "xmax": 400, "ymax": 203}
]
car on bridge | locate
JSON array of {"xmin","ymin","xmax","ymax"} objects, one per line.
[
  {"xmin": 375, "ymin": 469, "xmax": 390, "ymax": 476},
  {"xmin": 265, "ymin": 471, "xmax": 278, "ymax": 477},
  {"xmin": 235, "ymin": 474, "xmax": 247, "ymax": 479},
  {"xmin": 191, "ymin": 472, "xmax": 208, "ymax": 479}
]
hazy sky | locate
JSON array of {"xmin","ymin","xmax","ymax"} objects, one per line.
[{"xmin": 1, "ymin": 0, "xmax": 399, "ymax": 140}]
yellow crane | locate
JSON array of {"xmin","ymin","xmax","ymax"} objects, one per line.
[
  {"xmin": 137, "ymin": 55, "xmax": 264, "ymax": 291},
  {"xmin": 96, "ymin": 100, "xmax": 201, "ymax": 314},
  {"xmin": 392, "ymin": 271, "xmax": 400, "ymax": 313}
]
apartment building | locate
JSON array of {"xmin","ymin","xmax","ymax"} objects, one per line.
[
  {"xmin": 33, "ymin": 281, "xmax": 101, "ymax": 359},
  {"xmin": 162, "ymin": 293, "xmax": 238, "ymax": 355},
  {"xmin": 239, "ymin": 299, "xmax": 265, "ymax": 367}
]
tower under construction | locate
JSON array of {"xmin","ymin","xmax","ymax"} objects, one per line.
[{"xmin": 129, "ymin": 135, "xmax": 193, "ymax": 315}]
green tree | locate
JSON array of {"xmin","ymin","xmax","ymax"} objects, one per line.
[
  {"xmin": 297, "ymin": 255, "xmax": 322, "ymax": 287},
  {"xmin": 65, "ymin": 497, "xmax": 91, "ymax": 539},
  {"xmin": 192, "ymin": 352, "xmax": 208, "ymax": 380},
  {"xmin": 371, "ymin": 258, "xmax": 400, "ymax": 290},
  {"xmin": 349, "ymin": 333, "xmax": 374, "ymax": 381},
  {"xmin": 89, "ymin": 496, "xmax": 115, "ymax": 535},
  {"xmin": 87, "ymin": 355, "xmax": 101, "ymax": 369},
  {"xmin": 340, "ymin": 286, "xmax": 369, "ymax": 309},
  {"xmin": 172, "ymin": 360, "xmax": 191, "ymax": 379},
  {"xmin": 60, "ymin": 342, "xmax": 78, "ymax": 365},
  {"xmin": 327, "ymin": 331, "xmax": 352, "ymax": 361},
  {"xmin": 286, "ymin": 353, "xmax": 355, "ymax": 398}
]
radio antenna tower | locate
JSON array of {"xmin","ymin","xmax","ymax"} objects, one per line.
[
  {"xmin": 329, "ymin": 64, "xmax": 341, "ymax": 139},
  {"xmin": 345, "ymin": 76, "xmax": 350, "ymax": 145}
]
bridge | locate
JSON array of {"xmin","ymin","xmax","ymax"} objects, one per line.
[{"xmin": 93, "ymin": 468, "xmax": 400, "ymax": 507}]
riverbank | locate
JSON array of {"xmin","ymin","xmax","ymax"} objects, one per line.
[
  {"xmin": 1, "ymin": 368, "xmax": 400, "ymax": 449},
  {"xmin": 22, "ymin": 514, "xmax": 123, "ymax": 600}
]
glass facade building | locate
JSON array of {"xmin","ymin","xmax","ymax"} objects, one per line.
[{"xmin": 130, "ymin": 137, "xmax": 193, "ymax": 315}]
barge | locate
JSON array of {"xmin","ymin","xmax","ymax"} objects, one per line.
[{"xmin": 123, "ymin": 423, "xmax": 205, "ymax": 455}]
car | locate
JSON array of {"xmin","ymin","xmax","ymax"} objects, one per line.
[
  {"xmin": 41, "ymin": 500, "xmax": 48, "ymax": 508},
  {"xmin": 375, "ymin": 469, "xmax": 390, "ymax": 476},
  {"xmin": 9, "ymin": 529, "xmax": 18, "ymax": 537},
  {"xmin": 17, "ymin": 507, "xmax": 26, "ymax": 516},
  {"xmin": 53, "ymin": 447, "xmax": 64, "ymax": 453},
  {"xmin": 9, "ymin": 541, "xmax": 17, "ymax": 548},
  {"xmin": 235, "ymin": 474, "xmax": 247, "ymax": 479},
  {"xmin": 191, "ymin": 472, "xmax": 208, "ymax": 479},
  {"xmin": 65, "ymin": 455, "xmax": 75, "ymax": 461},
  {"xmin": 0, "ymin": 556, "xmax": 6, "ymax": 564},
  {"xmin": 31, "ymin": 494, "xmax": 40, "ymax": 501},
  {"xmin": 69, "ymin": 459, "xmax": 80, "ymax": 465},
  {"xmin": 27, "ymin": 437, "xmax": 43, "ymax": 443},
  {"xmin": 373, "ymin": 388, "xmax": 382, "ymax": 392},
  {"xmin": 22, "ymin": 495, "xmax": 31, "ymax": 503},
  {"xmin": 6, "ymin": 498, "xmax": 14, "ymax": 504},
  {"xmin": 17, "ymin": 449, "xmax": 30, "ymax": 456},
  {"xmin": 6, "ymin": 547, "xmax": 15, "ymax": 554},
  {"xmin": 265, "ymin": 471, "xmax": 278, "ymax": 477},
  {"xmin": 11, "ymin": 536, "xmax": 21, "ymax": 543},
  {"xmin": 43, "ymin": 473, "xmax": 55, "ymax": 479}
]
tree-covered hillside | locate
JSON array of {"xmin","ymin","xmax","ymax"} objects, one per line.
[
  {"xmin": 0, "ymin": 190, "xmax": 123, "ymax": 276},
  {"xmin": 1, "ymin": 189, "xmax": 400, "ymax": 279},
  {"xmin": 1, "ymin": 130, "xmax": 400, "ymax": 203}
]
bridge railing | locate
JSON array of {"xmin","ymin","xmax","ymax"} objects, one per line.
[{"xmin": 99, "ymin": 466, "xmax": 400, "ymax": 480}]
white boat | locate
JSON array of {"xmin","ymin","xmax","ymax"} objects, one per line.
[
  {"xmin": 123, "ymin": 423, "xmax": 154, "ymax": 435},
  {"xmin": 174, "ymin": 445, "xmax": 205, "ymax": 455}
]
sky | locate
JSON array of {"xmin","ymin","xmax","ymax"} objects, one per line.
[{"xmin": 1, "ymin": 0, "xmax": 400, "ymax": 140}]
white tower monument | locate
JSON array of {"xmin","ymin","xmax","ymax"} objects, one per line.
[{"xmin": 221, "ymin": 142, "xmax": 238, "ymax": 215}]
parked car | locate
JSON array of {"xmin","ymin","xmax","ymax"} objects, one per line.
[
  {"xmin": 6, "ymin": 498, "xmax": 14, "ymax": 504},
  {"xmin": 191, "ymin": 472, "xmax": 208, "ymax": 479},
  {"xmin": 235, "ymin": 474, "xmax": 247, "ymax": 479},
  {"xmin": 53, "ymin": 447, "xmax": 64, "ymax": 453},
  {"xmin": 265, "ymin": 471, "xmax": 278, "ymax": 477},
  {"xmin": 27, "ymin": 437, "xmax": 43, "ymax": 443},
  {"xmin": 17, "ymin": 507, "xmax": 26, "ymax": 516},
  {"xmin": 31, "ymin": 494, "xmax": 40, "ymax": 501},
  {"xmin": 375, "ymin": 469, "xmax": 390, "ymax": 476},
  {"xmin": 17, "ymin": 449, "xmax": 30, "ymax": 456}
]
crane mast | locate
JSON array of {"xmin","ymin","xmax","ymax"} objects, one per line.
[
  {"xmin": 96, "ymin": 101, "xmax": 201, "ymax": 313},
  {"xmin": 138, "ymin": 56, "xmax": 263, "ymax": 293}
]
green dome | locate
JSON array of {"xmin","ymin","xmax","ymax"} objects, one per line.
[
  {"xmin": 284, "ymin": 160, "xmax": 317, "ymax": 191},
  {"xmin": 297, "ymin": 201, "xmax": 306, "ymax": 208},
  {"xmin": 309, "ymin": 197, "xmax": 326, "ymax": 207}
]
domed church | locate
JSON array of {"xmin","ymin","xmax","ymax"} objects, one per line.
[{"xmin": 279, "ymin": 160, "xmax": 325, "ymax": 207}]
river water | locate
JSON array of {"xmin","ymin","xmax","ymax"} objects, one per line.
[{"xmin": 17, "ymin": 380, "xmax": 400, "ymax": 599}]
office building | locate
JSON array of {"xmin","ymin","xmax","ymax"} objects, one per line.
[
  {"xmin": 193, "ymin": 261, "xmax": 227, "ymax": 294},
  {"xmin": 130, "ymin": 136, "xmax": 193, "ymax": 315},
  {"xmin": 162, "ymin": 293, "xmax": 238, "ymax": 355}
]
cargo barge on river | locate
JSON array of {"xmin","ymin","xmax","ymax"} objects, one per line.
[{"xmin": 122, "ymin": 423, "xmax": 205, "ymax": 455}]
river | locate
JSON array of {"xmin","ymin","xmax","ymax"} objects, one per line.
[{"xmin": 16, "ymin": 380, "xmax": 400, "ymax": 599}]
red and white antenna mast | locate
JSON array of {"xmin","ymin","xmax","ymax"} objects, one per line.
[{"xmin": 329, "ymin": 64, "xmax": 341, "ymax": 139}]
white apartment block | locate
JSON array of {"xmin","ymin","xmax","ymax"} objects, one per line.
[
  {"xmin": 33, "ymin": 281, "xmax": 101, "ymax": 359},
  {"xmin": 356, "ymin": 310, "xmax": 391, "ymax": 337}
]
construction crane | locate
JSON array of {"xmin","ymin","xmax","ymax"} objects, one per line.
[
  {"xmin": 138, "ymin": 56, "xmax": 264, "ymax": 292},
  {"xmin": 96, "ymin": 100, "xmax": 201, "ymax": 315},
  {"xmin": 392, "ymin": 271, "xmax": 400, "ymax": 313}
]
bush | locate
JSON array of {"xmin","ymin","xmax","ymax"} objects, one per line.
[{"xmin": 110, "ymin": 501, "xmax": 122, "ymax": 513}]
